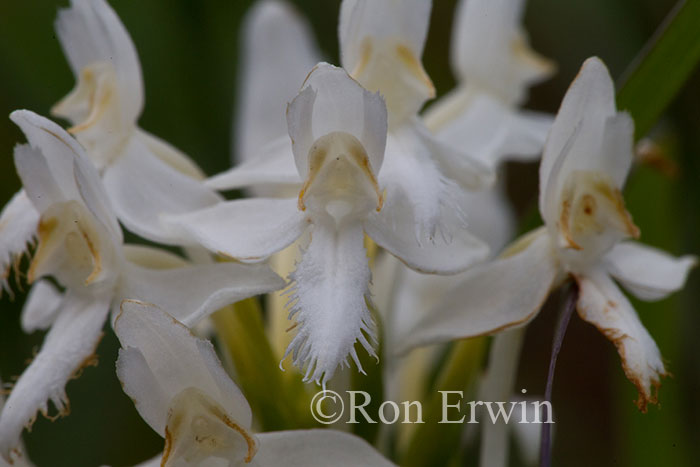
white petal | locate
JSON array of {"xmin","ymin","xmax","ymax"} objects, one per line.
[
  {"xmin": 396, "ymin": 228, "xmax": 558, "ymax": 355},
  {"xmin": 0, "ymin": 291, "xmax": 110, "ymax": 461},
  {"xmin": 287, "ymin": 63, "xmax": 387, "ymax": 178},
  {"xmin": 0, "ymin": 190, "xmax": 38, "ymax": 294},
  {"xmin": 255, "ymin": 429, "xmax": 395, "ymax": 466},
  {"xmin": 20, "ymin": 280, "xmax": 64, "ymax": 333},
  {"xmin": 284, "ymin": 215, "xmax": 375, "ymax": 384},
  {"xmin": 11, "ymin": 111, "xmax": 85, "ymax": 207},
  {"xmin": 459, "ymin": 179, "xmax": 517, "ymax": 255},
  {"xmin": 539, "ymin": 58, "xmax": 632, "ymax": 224},
  {"xmin": 378, "ymin": 125, "xmax": 469, "ymax": 242},
  {"xmin": 55, "ymin": 0, "xmax": 143, "ymax": 122},
  {"xmin": 165, "ymin": 198, "xmax": 308, "ymax": 262},
  {"xmin": 11, "ymin": 111, "xmax": 121, "ymax": 244},
  {"xmin": 575, "ymin": 269, "xmax": 666, "ymax": 412},
  {"xmin": 365, "ymin": 207, "xmax": 489, "ymax": 275},
  {"xmin": 118, "ymin": 254, "xmax": 285, "ymax": 326},
  {"xmin": 340, "ymin": 0, "xmax": 431, "ymax": 66},
  {"xmin": 102, "ymin": 136, "xmax": 221, "ymax": 245},
  {"xmin": 235, "ymin": 0, "xmax": 320, "ymax": 165},
  {"xmin": 339, "ymin": 0, "xmax": 434, "ymax": 125},
  {"xmin": 114, "ymin": 301, "xmax": 252, "ymax": 433},
  {"xmin": 411, "ymin": 119, "xmax": 495, "ymax": 191},
  {"xmin": 451, "ymin": 0, "xmax": 554, "ymax": 104},
  {"xmin": 136, "ymin": 129, "xmax": 206, "ymax": 180},
  {"xmin": 603, "ymin": 241, "xmax": 697, "ymax": 302},
  {"xmin": 425, "ymin": 88, "xmax": 552, "ymax": 168},
  {"xmin": 207, "ymin": 137, "xmax": 300, "ymax": 191}
]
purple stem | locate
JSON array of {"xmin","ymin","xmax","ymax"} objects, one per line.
[{"xmin": 540, "ymin": 283, "xmax": 579, "ymax": 467}]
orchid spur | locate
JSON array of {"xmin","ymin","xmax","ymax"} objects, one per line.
[
  {"xmin": 399, "ymin": 57, "xmax": 696, "ymax": 411},
  {"xmin": 115, "ymin": 300, "xmax": 394, "ymax": 467},
  {"xmin": 0, "ymin": 111, "xmax": 284, "ymax": 461}
]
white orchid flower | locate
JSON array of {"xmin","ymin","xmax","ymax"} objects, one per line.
[
  {"xmin": 208, "ymin": 0, "xmax": 493, "ymax": 245},
  {"xmin": 168, "ymin": 64, "xmax": 487, "ymax": 384},
  {"xmin": 115, "ymin": 300, "xmax": 395, "ymax": 467},
  {"xmin": 0, "ymin": 111, "xmax": 284, "ymax": 461},
  {"xmin": 397, "ymin": 57, "xmax": 696, "ymax": 411},
  {"xmin": 0, "ymin": 381, "xmax": 33, "ymax": 467},
  {"xmin": 47, "ymin": 0, "xmax": 221, "ymax": 244},
  {"xmin": 424, "ymin": 0, "xmax": 555, "ymax": 169}
]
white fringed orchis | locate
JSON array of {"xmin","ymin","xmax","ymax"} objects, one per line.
[
  {"xmin": 424, "ymin": 0, "xmax": 555, "ymax": 169},
  {"xmin": 115, "ymin": 301, "xmax": 395, "ymax": 467},
  {"xmin": 0, "ymin": 111, "xmax": 284, "ymax": 461},
  {"xmin": 169, "ymin": 64, "xmax": 487, "ymax": 384},
  {"xmin": 398, "ymin": 58, "xmax": 696, "ymax": 411},
  {"xmin": 209, "ymin": 0, "xmax": 493, "ymax": 245},
  {"xmin": 50, "ymin": 0, "xmax": 221, "ymax": 244}
]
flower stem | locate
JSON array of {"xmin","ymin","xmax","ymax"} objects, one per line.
[{"xmin": 540, "ymin": 283, "xmax": 579, "ymax": 467}]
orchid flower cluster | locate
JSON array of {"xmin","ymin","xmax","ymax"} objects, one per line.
[{"xmin": 0, "ymin": 0, "xmax": 695, "ymax": 466}]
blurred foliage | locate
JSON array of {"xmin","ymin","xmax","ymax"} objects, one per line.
[{"xmin": 0, "ymin": 0, "xmax": 698, "ymax": 466}]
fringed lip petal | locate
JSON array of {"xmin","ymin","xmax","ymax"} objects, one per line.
[
  {"xmin": 603, "ymin": 241, "xmax": 697, "ymax": 302},
  {"xmin": 396, "ymin": 228, "xmax": 558, "ymax": 356},
  {"xmin": 255, "ymin": 429, "xmax": 396, "ymax": 466},
  {"xmin": 284, "ymin": 215, "xmax": 376, "ymax": 385},
  {"xmin": 0, "ymin": 190, "xmax": 39, "ymax": 295},
  {"xmin": 235, "ymin": 0, "xmax": 320, "ymax": 166},
  {"xmin": 574, "ymin": 269, "xmax": 667, "ymax": 412},
  {"xmin": 0, "ymin": 291, "xmax": 111, "ymax": 462},
  {"xmin": 164, "ymin": 197, "xmax": 308, "ymax": 262}
]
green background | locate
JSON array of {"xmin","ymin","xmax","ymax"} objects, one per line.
[{"xmin": 0, "ymin": 0, "xmax": 698, "ymax": 466}]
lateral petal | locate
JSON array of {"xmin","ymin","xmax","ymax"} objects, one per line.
[
  {"xmin": 207, "ymin": 137, "xmax": 300, "ymax": 191},
  {"xmin": 102, "ymin": 136, "xmax": 221, "ymax": 245},
  {"xmin": 165, "ymin": 197, "xmax": 308, "ymax": 262},
  {"xmin": 118, "ymin": 252, "xmax": 285, "ymax": 326},
  {"xmin": 365, "ymin": 207, "xmax": 489, "ymax": 275},
  {"xmin": 425, "ymin": 88, "xmax": 552, "ymax": 168},
  {"xmin": 0, "ymin": 291, "xmax": 110, "ymax": 461},
  {"xmin": 255, "ymin": 429, "xmax": 395, "ymax": 466},
  {"xmin": 603, "ymin": 241, "xmax": 697, "ymax": 302},
  {"xmin": 396, "ymin": 228, "xmax": 558, "ymax": 355},
  {"xmin": 575, "ymin": 269, "xmax": 666, "ymax": 412}
]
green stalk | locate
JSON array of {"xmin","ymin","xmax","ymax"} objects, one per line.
[{"xmin": 617, "ymin": 0, "xmax": 700, "ymax": 139}]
